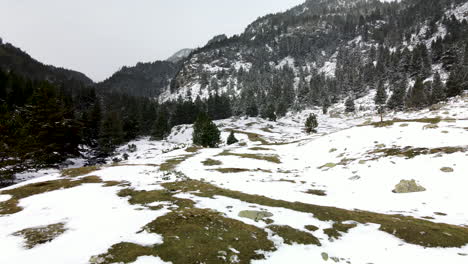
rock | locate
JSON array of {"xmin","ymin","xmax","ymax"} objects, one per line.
[
  {"xmin": 319, "ymin": 163, "xmax": 337, "ymax": 169},
  {"xmin": 430, "ymin": 103, "xmax": 443, "ymax": 111},
  {"xmin": 393, "ymin": 179, "xmax": 426, "ymax": 193},
  {"xmin": 440, "ymin": 167, "xmax": 454, "ymax": 173},
  {"xmin": 238, "ymin": 210, "xmax": 273, "ymax": 222},
  {"xmin": 400, "ymin": 123, "xmax": 409, "ymax": 127},
  {"xmin": 349, "ymin": 175, "xmax": 361, "ymax": 181},
  {"xmin": 89, "ymin": 256, "xmax": 106, "ymax": 264},
  {"xmin": 321, "ymin": 252, "xmax": 329, "ymax": 261},
  {"xmin": 329, "ymin": 148, "xmax": 338, "ymax": 153},
  {"xmin": 375, "ymin": 144, "xmax": 386, "ymax": 148},
  {"xmin": 358, "ymin": 160, "xmax": 366, "ymax": 165}
]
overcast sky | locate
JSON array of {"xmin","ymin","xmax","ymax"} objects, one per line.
[{"xmin": 0, "ymin": 0, "xmax": 305, "ymax": 82}]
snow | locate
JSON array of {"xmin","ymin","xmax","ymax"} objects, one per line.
[{"xmin": 1, "ymin": 93, "xmax": 467, "ymax": 263}]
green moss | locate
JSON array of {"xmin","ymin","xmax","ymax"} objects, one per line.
[
  {"xmin": 324, "ymin": 223, "xmax": 357, "ymax": 240},
  {"xmin": 305, "ymin": 225, "xmax": 319, "ymax": 232},
  {"xmin": 13, "ymin": 223, "xmax": 67, "ymax": 249},
  {"xmin": 96, "ymin": 209, "xmax": 276, "ymax": 264},
  {"xmin": 117, "ymin": 188, "xmax": 194, "ymax": 209},
  {"xmin": 162, "ymin": 180, "xmax": 468, "ymax": 248},
  {"xmin": 306, "ymin": 189, "xmax": 327, "ymax": 196},
  {"xmin": 61, "ymin": 166, "xmax": 100, "ymax": 177},
  {"xmin": 146, "ymin": 208, "xmax": 275, "ymax": 264},
  {"xmin": 268, "ymin": 225, "xmax": 321, "ymax": 246},
  {"xmin": 217, "ymin": 150, "xmax": 281, "ymax": 164},
  {"xmin": 90, "ymin": 242, "xmax": 155, "ymax": 264},
  {"xmin": 202, "ymin": 159, "xmax": 223, "ymax": 166},
  {"xmin": 318, "ymin": 163, "xmax": 337, "ymax": 169}
]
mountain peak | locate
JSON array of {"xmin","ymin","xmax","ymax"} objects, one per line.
[{"xmin": 166, "ymin": 48, "xmax": 193, "ymax": 63}]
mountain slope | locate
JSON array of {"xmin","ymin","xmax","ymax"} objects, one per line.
[
  {"xmin": 96, "ymin": 61, "xmax": 179, "ymax": 97},
  {"xmin": 161, "ymin": 0, "xmax": 468, "ymax": 115},
  {"xmin": 0, "ymin": 41, "xmax": 93, "ymax": 85}
]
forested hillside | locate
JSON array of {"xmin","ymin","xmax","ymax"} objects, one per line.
[{"xmin": 165, "ymin": 0, "xmax": 468, "ymax": 117}]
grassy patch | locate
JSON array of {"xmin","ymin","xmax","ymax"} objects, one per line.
[
  {"xmin": 0, "ymin": 176, "xmax": 108, "ymax": 215},
  {"xmin": 213, "ymin": 168, "xmax": 272, "ymax": 174},
  {"xmin": 306, "ymin": 189, "xmax": 327, "ymax": 196},
  {"xmin": 217, "ymin": 150, "xmax": 281, "ymax": 164},
  {"xmin": 268, "ymin": 225, "xmax": 321, "ymax": 246},
  {"xmin": 202, "ymin": 159, "xmax": 222, "ymax": 166},
  {"xmin": 370, "ymin": 117, "xmax": 443, "ymax": 127},
  {"xmin": 159, "ymin": 154, "xmax": 196, "ymax": 171},
  {"xmin": 96, "ymin": 209, "xmax": 275, "ymax": 264},
  {"xmin": 370, "ymin": 146, "xmax": 467, "ymax": 159},
  {"xmin": 90, "ymin": 242, "xmax": 155, "ymax": 264},
  {"xmin": 230, "ymin": 130, "xmax": 270, "ymax": 145},
  {"xmin": 13, "ymin": 223, "xmax": 66, "ymax": 249},
  {"xmin": 162, "ymin": 179, "xmax": 468, "ymax": 248},
  {"xmin": 185, "ymin": 146, "xmax": 201, "ymax": 153},
  {"xmin": 249, "ymin": 147, "xmax": 274, "ymax": 151},
  {"xmin": 324, "ymin": 223, "xmax": 357, "ymax": 240},
  {"xmin": 61, "ymin": 166, "xmax": 100, "ymax": 177},
  {"xmin": 117, "ymin": 188, "xmax": 194, "ymax": 209}
]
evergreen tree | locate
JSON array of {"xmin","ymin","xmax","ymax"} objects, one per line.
[
  {"xmin": 387, "ymin": 80, "xmax": 407, "ymax": 111},
  {"xmin": 406, "ymin": 77, "xmax": 428, "ymax": 109},
  {"xmin": 446, "ymin": 66, "xmax": 466, "ymax": 98},
  {"xmin": 430, "ymin": 73, "xmax": 446, "ymax": 104},
  {"xmin": 226, "ymin": 131, "xmax": 239, "ymax": 145},
  {"xmin": 305, "ymin": 113, "xmax": 318, "ymax": 133},
  {"xmin": 192, "ymin": 113, "xmax": 220, "ymax": 148},
  {"xmin": 151, "ymin": 109, "xmax": 170, "ymax": 140},
  {"xmin": 345, "ymin": 97, "xmax": 356, "ymax": 113},
  {"xmin": 374, "ymin": 81, "xmax": 387, "ymax": 105},
  {"xmin": 98, "ymin": 112, "xmax": 124, "ymax": 154}
]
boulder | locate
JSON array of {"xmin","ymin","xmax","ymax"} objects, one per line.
[
  {"xmin": 440, "ymin": 167, "xmax": 454, "ymax": 173},
  {"xmin": 393, "ymin": 179, "xmax": 426, "ymax": 193},
  {"xmin": 238, "ymin": 210, "xmax": 273, "ymax": 222}
]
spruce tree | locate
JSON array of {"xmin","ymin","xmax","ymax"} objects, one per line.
[
  {"xmin": 192, "ymin": 113, "xmax": 220, "ymax": 148},
  {"xmin": 406, "ymin": 77, "xmax": 428, "ymax": 109},
  {"xmin": 345, "ymin": 97, "xmax": 355, "ymax": 113},
  {"xmin": 305, "ymin": 113, "xmax": 318, "ymax": 133},
  {"xmin": 226, "ymin": 131, "xmax": 239, "ymax": 145},
  {"xmin": 387, "ymin": 80, "xmax": 407, "ymax": 111},
  {"xmin": 446, "ymin": 66, "xmax": 465, "ymax": 98},
  {"xmin": 374, "ymin": 81, "xmax": 387, "ymax": 105},
  {"xmin": 430, "ymin": 73, "xmax": 446, "ymax": 104}
]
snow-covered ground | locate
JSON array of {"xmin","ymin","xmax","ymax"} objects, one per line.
[{"xmin": 1, "ymin": 93, "xmax": 467, "ymax": 264}]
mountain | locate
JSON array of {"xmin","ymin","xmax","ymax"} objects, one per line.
[
  {"xmin": 166, "ymin": 48, "xmax": 193, "ymax": 63},
  {"xmin": 96, "ymin": 61, "xmax": 179, "ymax": 98},
  {"xmin": 0, "ymin": 40, "xmax": 93, "ymax": 85},
  {"xmin": 160, "ymin": 0, "xmax": 468, "ymax": 116}
]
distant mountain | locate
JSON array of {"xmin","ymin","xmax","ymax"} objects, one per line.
[
  {"xmin": 167, "ymin": 49, "xmax": 193, "ymax": 63},
  {"xmin": 0, "ymin": 41, "xmax": 93, "ymax": 85},
  {"xmin": 97, "ymin": 61, "xmax": 179, "ymax": 97}
]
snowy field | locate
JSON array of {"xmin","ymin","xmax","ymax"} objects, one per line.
[{"xmin": 0, "ymin": 94, "xmax": 467, "ymax": 264}]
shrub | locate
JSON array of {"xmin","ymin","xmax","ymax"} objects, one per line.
[
  {"xmin": 305, "ymin": 114, "xmax": 318, "ymax": 134},
  {"xmin": 226, "ymin": 131, "xmax": 239, "ymax": 145}
]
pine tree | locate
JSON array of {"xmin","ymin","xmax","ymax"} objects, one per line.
[
  {"xmin": 387, "ymin": 80, "xmax": 407, "ymax": 111},
  {"xmin": 430, "ymin": 73, "xmax": 446, "ymax": 104},
  {"xmin": 151, "ymin": 110, "xmax": 170, "ymax": 140},
  {"xmin": 446, "ymin": 65, "xmax": 466, "ymax": 98},
  {"xmin": 226, "ymin": 131, "xmax": 239, "ymax": 145},
  {"xmin": 192, "ymin": 113, "xmax": 220, "ymax": 148},
  {"xmin": 374, "ymin": 81, "xmax": 387, "ymax": 105},
  {"xmin": 305, "ymin": 113, "xmax": 318, "ymax": 133},
  {"xmin": 98, "ymin": 111, "xmax": 124, "ymax": 154},
  {"xmin": 345, "ymin": 97, "xmax": 355, "ymax": 113},
  {"xmin": 406, "ymin": 77, "xmax": 428, "ymax": 109}
]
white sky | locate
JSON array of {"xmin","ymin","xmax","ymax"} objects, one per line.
[{"xmin": 0, "ymin": 0, "xmax": 305, "ymax": 82}]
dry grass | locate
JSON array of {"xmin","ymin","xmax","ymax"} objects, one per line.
[{"xmin": 217, "ymin": 150, "xmax": 281, "ymax": 164}]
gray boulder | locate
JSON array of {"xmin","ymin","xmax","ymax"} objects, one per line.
[{"xmin": 393, "ymin": 179, "xmax": 426, "ymax": 193}]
